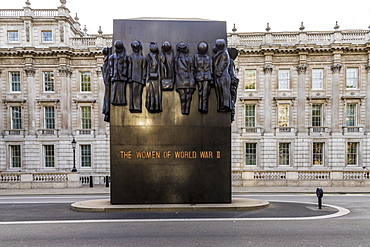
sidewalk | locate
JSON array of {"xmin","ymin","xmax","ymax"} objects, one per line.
[{"xmin": 1, "ymin": 186, "xmax": 370, "ymax": 196}]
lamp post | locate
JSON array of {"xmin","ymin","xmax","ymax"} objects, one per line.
[{"xmin": 71, "ymin": 137, "xmax": 77, "ymax": 172}]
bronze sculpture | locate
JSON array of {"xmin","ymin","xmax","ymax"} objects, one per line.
[
  {"xmin": 145, "ymin": 42, "xmax": 162, "ymax": 113},
  {"xmin": 109, "ymin": 40, "xmax": 128, "ymax": 106},
  {"xmin": 228, "ymin": 47, "xmax": 239, "ymax": 122},
  {"xmin": 102, "ymin": 47, "xmax": 112, "ymax": 122},
  {"xmin": 194, "ymin": 41, "xmax": 213, "ymax": 113},
  {"xmin": 159, "ymin": 41, "xmax": 175, "ymax": 91},
  {"xmin": 128, "ymin": 40, "xmax": 147, "ymax": 113},
  {"xmin": 213, "ymin": 39, "xmax": 231, "ymax": 112},
  {"xmin": 174, "ymin": 42, "xmax": 196, "ymax": 115}
]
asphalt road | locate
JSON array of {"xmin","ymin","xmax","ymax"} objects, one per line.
[{"xmin": 0, "ymin": 194, "xmax": 369, "ymax": 247}]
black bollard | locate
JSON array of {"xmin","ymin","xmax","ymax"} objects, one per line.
[
  {"xmin": 89, "ymin": 175, "xmax": 93, "ymax": 188},
  {"xmin": 316, "ymin": 188, "xmax": 323, "ymax": 209},
  {"xmin": 105, "ymin": 175, "xmax": 109, "ymax": 187}
]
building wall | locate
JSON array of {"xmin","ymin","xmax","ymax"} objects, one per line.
[
  {"xmin": 229, "ymin": 30, "xmax": 370, "ymax": 183},
  {"xmin": 0, "ymin": 3, "xmax": 111, "ymax": 176}
]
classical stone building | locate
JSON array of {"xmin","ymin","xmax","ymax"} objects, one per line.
[
  {"xmin": 0, "ymin": 1, "xmax": 112, "ymax": 187},
  {"xmin": 1, "ymin": 1, "xmax": 369, "ymax": 188},
  {"xmin": 229, "ymin": 24, "xmax": 370, "ymax": 186}
]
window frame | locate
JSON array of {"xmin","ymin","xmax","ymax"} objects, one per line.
[
  {"xmin": 277, "ymin": 103, "xmax": 290, "ymax": 127},
  {"xmin": 80, "ymin": 144, "xmax": 92, "ymax": 168},
  {"xmin": 346, "ymin": 142, "xmax": 359, "ymax": 166},
  {"xmin": 80, "ymin": 72, "xmax": 91, "ymax": 92},
  {"xmin": 41, "ymin": 30, "xmax": 53, "ymax": 42},
  {"xmin": 10, "ymin": 71, "xmax": 21, "ymax": 92},
  {"xmin": 43, "ymin": 71, "xmax": 55, "ymax": 92},
  {"xmin": 44, "ymin": 144, "xmax": 55, "ymax": 168},
  {"xmin": 44, "ymin": 106, "xmax": 55, "ymax": 130},
  {"xmin": 245, "ymin": 142, "xmax": 257, "ymax": 166},
  {"xmin": 244, "ymin": 69, "xmax": 257, "ymax": 90},
  {"xmin": 278, "ymin": 69, "xmax": 290, "ymax": 90},
  {"xmin": 278, "ymin": 142, "xmax": 291, "ymax": 166},
  {"xmin": 312, "ymin": 68, "xmax": 324, "ymax": 90},
  {"xmin": 10, "ymin": 145, "xmax": 22, "ymax": 168},
  {"xmin": 11, "ymin": 106, "xmax": 22, "ymax": 130},
  {"xmin": 312, "ymin": 142, "xmax": 324, "ymax": 166},
  {"xmin": 311, "ymin": 103, "xmax": 323, "ymax": 127},
  {"xmin": 7, "ymin": 30, "xmax": 19, "ymax": 42},
  {"xmin": 346, "ymin": 67, "xmax": 359, "ymax": 89},
  {"xmin": 345, "ymin": 103, "xmax": 358, "ymax": 127},
  {"xmin": 245, "ymin": 104, "xmax": 256, "ymax": 127},
  {"xmin": 80, "ymin": 106, "xmax": 92, "ymax": 130}
]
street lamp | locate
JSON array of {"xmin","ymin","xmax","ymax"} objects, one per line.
[{"xmin": 71, "ymin": 137, "xmax": 77, "ymax": 172}]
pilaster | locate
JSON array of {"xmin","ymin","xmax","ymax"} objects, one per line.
[{"xmin": 263, "ymin": 62, "xmax": 273, "ymax": 133}]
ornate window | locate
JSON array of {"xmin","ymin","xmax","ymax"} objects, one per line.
[
  {"xmin": 245, "ymin": 143, "xmax": 257, "ymax": 166},
  {"xmin": 279, "ymin": 142, "xmax": 290, "ymax": 166},
  {"xmin": 80, "ymin": 72, "xmax": 91, "ymax": 92},
  {"xmin": 245, "ymin": 105, "xmax": 256, "ymax": 127},
  {"xmin": 80, "ymin": 106, "xmax": 92, "ymax": 134},
  {"xmin": 278, "ymin": 69, "xmax": 290, "ymax": 90},
  {"xmin": 81, "ymin": 145, "xmax": 92, "ymax": 167},
  {"xmin": 346, "ymin": 103, "xmax": 357, "ymax": 127},
  {"xmin": 312, "ymin": 142, "xmax": 324, "ymax": 166},
  {"xmin": 278, "ymin": 104, "xmax": 289, "ymax": 127},
  {"xmin": 44, "ymin": 106, "xmax": 55, "ymax": 130},
  {"xmin": 312, "ymin": 69, "xmax": 324, "ymax": 90},
  {"xmin": 10, "ymin": 72, "xmax": 21, "ymax": 92},
  {"xmin": 347, "ymin": 142, "xmax": 358, "ymax": 166},
  {"xmin": 7, "ymin": 31, "xmax": 19, "ymax": 42},
  {"xmin": 245, "ymin": 69, "xmax": 256, "ymax": 90},
  {"xmin": 346, "ymin": 68, "xmax": 358, "ymax": 89},
  {"xmin": 10, "ymin": 145, "xmax": 21, "ymax": 168},
  {"xmin": 11, "ymin": 106, "xmax": 22, "ymax": 130},
  {"xmin": 44, "ymin": 145, "xmax": 55, "ymax": 168},
  {"xmin": 312, "ymin": 104, "xmax": 323, "ymax": 127},
  {"xmin": 43, "ymin": 72, "xmax": 54, "ymax": 92},
  {"xmin": 41, "ymin": 31, "xmax": 53, "ymax": 42}
]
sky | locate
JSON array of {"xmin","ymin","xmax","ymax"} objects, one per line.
[{"xmin": 2, "ymin": 0, "xmax": 370, "ymax": 35}]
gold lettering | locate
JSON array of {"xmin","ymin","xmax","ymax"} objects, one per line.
[
  {"xmin": 120, "ymin": 151, "xmax": 132, "ymax": 159},
  {"xmin": 174, "ymin": 151, "xmax": 196, "ymax": 159},
  {"xmin": 216, "ymin": 151, "xmax": 221, "ymax": 158},
  {"xmin": 200, "ymin": 151, "xmax": 213, "ymax": 158}
]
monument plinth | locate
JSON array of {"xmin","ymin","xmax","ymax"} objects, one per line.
[{"xmin": 109, "ymin": 19, "xmax": 232, "ymax": 204}]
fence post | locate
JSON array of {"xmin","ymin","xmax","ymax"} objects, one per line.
[
  {"xmin": 89, "ymin": 175, "xmax": 93, "ymax": 188},
  {"xmin": 105, "ymin": 175, "xmax": 109, "ymax": 187}
]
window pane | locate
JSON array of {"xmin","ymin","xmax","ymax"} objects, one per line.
[
  {"xmin": 11, "ymin": 107, "xmax": 22, "ymax": 129},
  {"xmin": 11, "ymin": 145, "xmax": 21, "ymax": 168},
  {"xmin": 313, "ymin": 142, "xmax": 324, "ymax": 165},
  {"xmin": 81, "ymin": 145, "xmax": 92, "ymax": 167},
  {"xmin": 10, "ymin": 72, "xmax": 21, "ymax": 92},
  {"xmin": 245, "ymin": 70, "xmax": 256, "ymax": 90},
  {"xmin": 80, "ymin": 72, "xmax": 91, "ymax": 92},
  {"xmin": 312, "ymin": 69, "xmax": 324, "ymax": 89},
  {"xmin": 279, "ymin": 143, "xmax": 290, "ymax": 166},
  {"xmin": 346, "ymin": 104, "xmax": 357, "ymax": 126},
  {"xmin": 44, "ymin": 107, "xmax": 55, "ymax": 129},
  {"xmin": 245, "ymin": 105, "xmax": 256, "ymax": 127},
  {"xmin": 44, "ymin": 145, "xmax": 55, "ymax": 167},
  {"xmin": 278, "ymin": 70, "xmax": 290, "ymax": 90},
  {"xmin": 278, "ymin": 104, "xmax": 289, "ymax": 127},
  {"xmin": 42, "ymin": 31, "xmax": 53, "ymax": 42},
  {"xmin": 81, "ymin": 107, "xmax": 92, "ymax": 129},
  {"xmin": 8, "ymin": 31, "xmax": 19, "ymax": 42},
  {"xmin": 346, "ymin": 68, "xmax": 358, "ymax": 88},
  {"xmin": 311, "ymin": 104, "xmax": 323, "ymax": 127},
  {"xmin": 43, "ymin": 72, "xmax": 54, "ymax": 91},
  {"xmin": 347, "ymin": 142, "xmax": 358, "ymax": 166},
  {"xmin": 245, "ymin": 143, "xmax": 257, "ymax": 166}
]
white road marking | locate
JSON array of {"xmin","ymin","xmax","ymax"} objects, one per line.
[{"xmin": 0, "ymin": 201, "xmax": 350, "ymax": 225}]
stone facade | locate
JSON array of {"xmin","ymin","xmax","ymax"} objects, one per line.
[
  {"xmin": 229, "ymin": 27, "xmax": 370, "ymax": 186},
  {"xmin": 0, "ymin": 1, "xmax": 112, "ymax": 179},
  {"xmin": 1, "ymin": 1, "xmax": 370, "ymax": 187}
]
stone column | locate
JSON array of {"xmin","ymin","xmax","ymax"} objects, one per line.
[
  {"xmin": 296, "ymin": 63, "xmax": 308, "ymax": 134},
  {"xmin": 58, "ymin": 64, "xmax": 72, "ymax": 135},
  {"xmin": 366, "ymin": 63, "xmax": 370, "ymax": 133},
  {"xmin": 330, "ymin": 63, "xmax": 342, "ymax": 134},
  {"xmin": 24, "ymin": 61, "xmax": 36, "ymax": 135},
  {"xmin": 263, "ymin": 62, "xmax": 273, "ymax": 134}
]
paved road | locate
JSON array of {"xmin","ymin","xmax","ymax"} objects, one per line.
[{"xmin": 0, "ymin": 194, "xmax": 369, "ymax": 247}]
